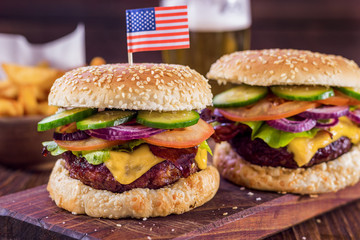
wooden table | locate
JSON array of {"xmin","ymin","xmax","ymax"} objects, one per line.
[{"xmin": 0, "ymin": 161, "xmax": 359, "ymax": 240}]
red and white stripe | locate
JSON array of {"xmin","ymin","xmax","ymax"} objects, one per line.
[{"xmin": 127, "ymin": 6, "xmax": 189, "ymax": 53}]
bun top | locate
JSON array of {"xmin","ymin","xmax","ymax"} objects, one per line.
[
  {"xmin": 49, "ymin": 63, "xmax": 212, "ymax": 111},
  {"xmin": 207, "ymin": 49, "xmax": 360, "ymax": 87}
]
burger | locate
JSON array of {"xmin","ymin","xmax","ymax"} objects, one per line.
[
  {"xmin": 38, "ymin": 63, "xmax": 219, "ymax": 218},
  {"xmin": 205, "ymin": 49, "xmax": 360, "ymax": 194}
]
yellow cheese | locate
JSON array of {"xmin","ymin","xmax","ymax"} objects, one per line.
[
  {"xmin": 287, "ymin": 117, "xmax": 360, "ymax": 167},
  {"xmin": 104, "ymin": 144, "xmax": 207, "ymax": 185},
  {"xmin": 195, "ymin": 147, "xmax": 208, "ymax": 170},
  {"xmin": 104, "ymin": 145, "xmax": 165, "ymax": 185}
]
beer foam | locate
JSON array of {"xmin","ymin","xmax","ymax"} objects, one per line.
[{"xmin": 161, "ymin": 0, "xmax": 251, "ymax": 32}]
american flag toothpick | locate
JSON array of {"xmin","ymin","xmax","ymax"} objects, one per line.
[{"xmin": 126, "ymin": 5, "xmax": 189, "ymax": 64}]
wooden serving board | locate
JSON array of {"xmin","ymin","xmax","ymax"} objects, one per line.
[{"xmin": 1, "ymin": 180, "xmax": 360, "ymax": 240}]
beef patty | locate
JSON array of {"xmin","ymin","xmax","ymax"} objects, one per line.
[
  {"xmin": 229, "ymin": 133, "xmax": 352, "ymax": 169},
  {"xmin": 62, "ymin": 144, "xmax": 199, "ymax": 193}
]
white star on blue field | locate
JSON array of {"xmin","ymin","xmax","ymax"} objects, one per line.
[{"xmin": 126, "ymin": 8, "xmax": 156, "ymax": 33}]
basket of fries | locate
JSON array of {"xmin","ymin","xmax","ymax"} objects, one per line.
[{"xmin": 0, "ymin": 62, "xmax": 64, "ymax": 167}]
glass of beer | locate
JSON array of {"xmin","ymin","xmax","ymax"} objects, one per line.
[{"xmin": 160, "ymin": 0, "xmax": 251, "ymax": 94}]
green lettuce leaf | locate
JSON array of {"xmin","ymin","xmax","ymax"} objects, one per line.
[
  {"xmin": 42, "ymin": 141, "xmax": 67, "ymax": 156},
  {"xmin": 77, "ymin": 150, "xmax": 110, "ymax": 165},
  {"xmin": 241, "ymin": 122, "xmax": 319, "ymax": 148},
  {"xmin": 42, "ymin": 139, "xmax": 146, "ymax": 165},
  {"xmin": 199, "ymin": 140, "xmax": 213, "ymax": 156}
]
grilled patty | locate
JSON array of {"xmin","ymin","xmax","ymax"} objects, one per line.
[
  {"xmin": 62, "ymin": 144, "xmax": 199, "ymax": 193},
  {"xmin": 229, "ymin": 133, "xmax": 352, "ymax": 169}
]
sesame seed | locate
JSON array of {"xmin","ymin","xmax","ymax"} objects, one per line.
[
  {"xmin": 303, "ymin": 67, "xmax": 309, "ymax": 72},
  {"xmin": 223, "ymin": 212, "xmax": 228, "ymax": 216},
  {"xmin": 247, "ymin": 192, "xmax": 254, "ymax": 196},
  {"xmin": 232, "ymin": 206, "xmax": 238, "ymax": 210}
]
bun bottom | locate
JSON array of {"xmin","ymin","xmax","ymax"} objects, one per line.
[
  {"xmin": 213, "ymin": 142, "xmax": 360, "ymax": 194},
  {"xmin": 47, "ymin": 159, "xmax": 220, "ymax": 219}
]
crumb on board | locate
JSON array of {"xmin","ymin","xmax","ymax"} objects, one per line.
[
  {"xmin": 232, "ymin": 206, "xmax": 238, "ymax": 210},
  {"xmin": 256, "ymin": 197, "xmax": 262, "ymax": 201},
  {"xmin": 240, "ymin": 187, "xmax": 245, "ymax": 190},
  {"xmin": 247, "ymin": 192, "xmax": 254, "ymax": 196},
  {"xmin": 116, "ymin": 224, "xmax": 122, "ymax": 227},
  {"xmin": 316, "ymin": 219, "xmax": 322, "ymax": 224},
  {"xmin": 143, "ymin": 217, "xmax": 147, "ymax": 221},
  {"xmin": 223, "ymin": 212, "xmax": 228, "ymax": 216}
]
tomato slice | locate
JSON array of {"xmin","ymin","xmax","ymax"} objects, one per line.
[
  {"xmin": 317, "ymin": 91, "xmax": 360, "ymax": 106},
  {"xmin": 143, "ymin": 119, "xmax": 214, "ymax": 148},
  {"xmin": 316, "ymin": 96, "xmax": 350, "ymax": 106},
  {"xmin": 55, "ymin": 137, "xmax": 127, "ymax": 151},
  {"xmin": 219, "ymin": 98, "xmax": 319, "ymax": 122}
]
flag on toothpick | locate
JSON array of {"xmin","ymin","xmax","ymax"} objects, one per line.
[{"xmin": 126, "ymin": 6, "xmax": 189, "ymax": 54}]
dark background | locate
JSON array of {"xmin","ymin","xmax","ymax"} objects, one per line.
[{"xmin": 0, "ymin": 0, "xmax": 359, "ymax": 64}]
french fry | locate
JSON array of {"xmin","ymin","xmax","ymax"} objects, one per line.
[
  {"xmin": 0, "ymin": 80, "xmax": 18, "ymax": 98},
  {"xmin": 2, "ymin": 63, "xmax": 64, "ymax": 91},
  {"xmin": 90, "ymin": 57, "xmax": 106, "ymax": 66},
  {"xmin": 18, "ymin": 86, "xmax": 38, "ymax": 115},
  {"xmin": 0, "ymin": 99, "xmax": 18, "ymax": 116},
  {"xmin": 33, "ymin": 88, "xmax": 48, "ymax": 102},
  {"xmin": 12, "ymin": 101, "xmax": 24, "ymax": 116},
  {"xmin": 37, "ymin": 102, "xmax": 57, "ymax": 116}
]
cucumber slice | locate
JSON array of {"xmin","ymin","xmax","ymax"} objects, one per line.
[
  {"xmin": 76, "ymin": 110, "xmax": 136, "ymax": 130},
  {"xmin": 337, "ymin": 87, "xmax": 360, "ymax": 100},
  {"xmin": 38, "ymin": 108, "xmax": 97, "ymax": 132},
  {"xmin": 213, "ymin": 85, "xmax": 268, "ymax": 108},
  {"xmin": 137, "ymin": 110, "xmax": 200, "ymax": 129},
  {"xmin": 271, "ymin": 86, "xmax": 334, "ymax": 101}
]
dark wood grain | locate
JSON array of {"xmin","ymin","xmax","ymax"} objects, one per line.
[{"xmin": 1, "ymin": 176, "xmax": 360, "ymax": 239}]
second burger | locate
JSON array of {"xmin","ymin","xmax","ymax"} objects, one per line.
[{"xmin": 206, "ymin": 49, "xmax": 360, "ymax": 195}]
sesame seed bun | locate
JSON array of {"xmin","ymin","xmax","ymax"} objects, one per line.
[
  {"xmin": 47, "ymin": 159, "xmax": 220, "ymax": 219},
  {"xmin": 213, "ymin": 142, "xmax": 360, "ymax": 194},
  {"xmin": 207, "ymin": 49, "xmax": 360, "ymax": 87},
  {"xmin": 49, "ymin": 63, "xmax": 212, "ymax": 111}
]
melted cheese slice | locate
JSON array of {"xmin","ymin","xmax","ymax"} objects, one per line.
[
  {"xmin": 287, "ymin": 117, "xmax": 360, "ymax": 167},
  {"xmin": 195, "ymin": 147, "xmax": 208, "ymax": 170},
  {"xmin": 104, "ymin": 144, "xmax": 207, "ymax": 185}
]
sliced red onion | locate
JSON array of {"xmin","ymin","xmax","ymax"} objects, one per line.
[
  {"xmin": 53, "ymin": 131, "xmax": 90, "ymax": 141},
  {"xmin": 315, "ymin": 118, "xmax": 339, "ymax": 128},
  {"xmin": 267, "ymin": 118, "xmax": 317, "ymax": 133},
  {"xmin": 298, "ymin": 106, "xmax": 349, "ymax": 119},
  {"xmin": 86, "ymin": 124, "xmax": 166, "ymax": 141},
  {"xmin": 347, "ymin": 110, "xmax": 360, "ymax": 124}
]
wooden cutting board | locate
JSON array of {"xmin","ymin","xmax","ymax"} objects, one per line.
[{"xmin": 1, "ymin": 179, "xmax": 360, "ymax": 240}]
